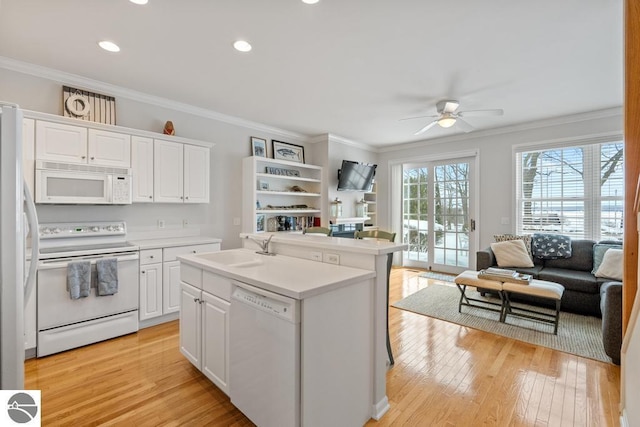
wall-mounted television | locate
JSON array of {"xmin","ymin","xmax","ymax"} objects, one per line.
[{"xmin": 337, "ymin": 160, "xmax": 377, "ymax": 191}]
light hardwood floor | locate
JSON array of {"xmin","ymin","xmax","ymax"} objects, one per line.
[{"xmin": 25, "ymin": 268, "xmax": 620, "ymax": 426}]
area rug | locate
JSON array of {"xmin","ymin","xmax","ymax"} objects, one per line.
[
  {"xmin": 419, "ymin": 271, "xmax": 457, "ymax": 282},
  {"xmin": 392, "ymin": 284, "xmax": 610, "ymax": 363}
]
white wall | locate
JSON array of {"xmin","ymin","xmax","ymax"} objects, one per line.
[
  {"xmin": 376, "ymin": 110, "xmax": 623, "ymax": 250},
  {"xmin": 0, "ymin": 67, "xmax": 311, "ymax": 248}
]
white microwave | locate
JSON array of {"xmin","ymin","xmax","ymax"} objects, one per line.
[{"xmin": 35, "ymin": 161, "xmax": 132, "ymax": 205}]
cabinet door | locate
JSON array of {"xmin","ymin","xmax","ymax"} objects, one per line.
[
  {"xmin": 154, "ymin": 140, "xmax": 184, "ymax": 203},
  {"xmin": 87, "ymin": 129, "xmax": 131, "ymax": 167},
  {"xmin": 163, "ymin": 260, "xmax": 182, "ymax": 314},
  {"xmin": 35, "ymin": 120, "xmax": 88, "ymax": 164},
  {"xmin": 201, "ymin": 291, "xmax": 230, "ymax": 395},
  {"xmin": 184, "ymin": 145, "xmax": 210, "ymax": 204},
  {"xmin": 139, "ymin": 263, "xmax": 163, "ymax": 321},
  {"xmin": 179, "ymin": 282, "xmax": 202, "ymax": 369},
  {"xmin": 131, "ymin": 136, "xmax": 154, "ymax": 202}
]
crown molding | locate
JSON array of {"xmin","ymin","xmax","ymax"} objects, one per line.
[
  {"xmin": 378, "ymin": 106, "xmax": 623, "ymax": 154},
  {"xmin": 0, "ymin": 56, "xmax": 309, "ymax": 142}
]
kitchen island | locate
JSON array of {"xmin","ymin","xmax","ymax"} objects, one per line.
[
  {"xmin": 241, "ymin": 232, "xmax": 407, "ymax": 420},
  {"xmin": 178, "ymin": 248, "xmax": 377, "ymax": 426}
]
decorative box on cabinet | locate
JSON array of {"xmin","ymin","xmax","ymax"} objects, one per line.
[{"xmin": 242, "ymin": 156, "xmax": 323, "ymax": 233}]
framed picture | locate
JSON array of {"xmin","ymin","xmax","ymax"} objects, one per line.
[
  {"xmin": 256, "ymin": 214, "xmax": 265, "ymax": 232},
  {"xmin": 251, "ymin": 137, "xmax": 267, "ymax": 157},
  {"xmin": 272, "ymin": 140, "xmax": 305, "ymax": 164}
]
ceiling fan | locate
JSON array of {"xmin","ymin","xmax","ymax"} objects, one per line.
[{"xmin": 401, "ymin": 100, "xmax": 504, "ymax": 135}]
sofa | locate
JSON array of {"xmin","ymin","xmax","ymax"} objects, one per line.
[{"xmin": 477, "ymin": 238, "xmax": 623, "ymax": 364}]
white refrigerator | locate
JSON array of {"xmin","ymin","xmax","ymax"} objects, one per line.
[{"xmin": 0, "ymin": 103, "xmax": 39, "ymax": 389}]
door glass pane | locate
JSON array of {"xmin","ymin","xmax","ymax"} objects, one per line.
[
  {"xmin": 403, "ymin": 167, "xmax": 428, "ymax": 262},
  {"xmin": 434, "ymin": 162, "xmax": 469, "ymax": 268}
]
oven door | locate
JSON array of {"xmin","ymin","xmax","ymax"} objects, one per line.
[
  {"xmin": 37, "ymin": 252, "xmax": 139, "ymax": 331},
  {"xmin": 35, "ymin": 169, "xmax": 112, "ymax": 204}
]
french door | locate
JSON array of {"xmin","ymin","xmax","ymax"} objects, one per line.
[{"xmin": 402, "ymin": 156, "xmax": 476, "ymax": 274}]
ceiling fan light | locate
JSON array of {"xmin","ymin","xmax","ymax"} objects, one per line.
[{"xmin": 438, "ymin": 117, "xmax": 456, "ymax": 128}]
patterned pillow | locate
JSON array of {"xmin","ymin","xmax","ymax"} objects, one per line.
[
  {"xmin": 493, "ymin": 234, "xmax": 532, "ymax": 258},
  {"xmin": 532, "ymin": 233, "xmax": 572, "ymax": 259}
]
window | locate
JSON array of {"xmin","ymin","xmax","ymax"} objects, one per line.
[{"xmin": 516, "ymin": 142, "xmax": 623, "ymax": 241}]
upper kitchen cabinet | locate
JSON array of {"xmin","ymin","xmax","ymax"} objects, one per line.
[
  {"xmin": 154, "ymin": 140, "xmax": 210, "ymax": 204},
  {"xmin": 35, "ymin": 120, "xmax": 130, "ymax": 167},
  {"xmin": 131, "ymin": 136, "xmax": 155, "ymax": 202}
]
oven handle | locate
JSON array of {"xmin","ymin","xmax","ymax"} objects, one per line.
[{"xmin": 38, "ymin": 252, "xmax": 139, "ymax": 270}]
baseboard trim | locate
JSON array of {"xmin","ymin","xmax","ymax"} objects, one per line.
[
  {"xmin": 372, "ymin": 396, "xmax": 390, "ymax": 420},
  {"xmin": 139, "ymin": 312, "xmax": 179, "ymax": 329}
]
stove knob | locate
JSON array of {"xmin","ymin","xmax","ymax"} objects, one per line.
[
  {"xmin": 41, "ymin": 227, "xmax": 50, "ymax": 235},
  {"xmin": 106, "ymin": 226, "xmax": 114, "ymax": 231},
  {"xmin": 91, "ymin": 226, "xmax": 100, "ymax": 232},
  {"xmin": 53, "ymin": 227, "xmax": 61, "ymax": 234}
]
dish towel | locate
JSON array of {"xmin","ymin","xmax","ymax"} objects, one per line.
[
  {"xmin": 96, "ymin": 258, "xmax": 119, "ymax": 296},
  {"xmin": 67, "ymin": 261, "xmax": 91, "ymax": 299}
]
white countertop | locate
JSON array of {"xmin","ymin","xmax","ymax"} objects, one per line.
[
  {"xmin": 178, "ymin": 249, "xmax": 376, "ymax": 300},
  {"xmin": 129, "ymin": 236, "xmax": 222, "ymax": 250},
  {"xmin": 239, "ymin": 232, "xmax": 406, "ymax": 255}
]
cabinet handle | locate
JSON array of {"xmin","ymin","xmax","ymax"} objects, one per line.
[
  {"xmin": 192, "ymin": 250, "xmax": 196, "ymax": 253},
  {"xmin": 185, "ymin": 196, "xmax": 189, "ymax": 200},
  {"xmin": 81, "ymin": 156, "xmax": 86, "ymax": 159},
  {"xmin": 150, "ymin": 255, "xmax": 154, "ymax": 259},
  {"xmin": 90, "ymin": 156, "xmax": 95, "ymax": 160},
  {"xmin": 141, "ymin": 270, "xmax": 145, "ymax": 274},
  {"xmin": 180, "ymin": 196, "xmax": 184, "ymax": 200},
  {"xmin": 194, "ymin": 298, "xmax": 200, "ymax": 303},
  {"xmin": 149, "ymin": 196, "xmax": 152, "ymax": 199}
]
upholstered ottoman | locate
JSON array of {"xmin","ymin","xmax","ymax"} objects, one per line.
[
  {"xmin": 454, "ymin": 270, "xmax": 505, "ymax": 319},
  {"xmin": 502, "ymin": 280, "xmax": 565, "ymax": 334}
]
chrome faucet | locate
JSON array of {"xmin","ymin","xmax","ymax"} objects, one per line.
[{"xmin": 248, "ymin": 235, "xmax": 275, "ymax": 256}]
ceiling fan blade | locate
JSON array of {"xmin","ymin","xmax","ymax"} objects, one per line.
[
  {"xmin": 399, "ymin": 114, "xmax": 439, "ymax": 122},
  {"xmin": 458, "ymin": 108, "xmax": 504, "ymax": 117},
  {"xmin": 455, "ymin": 117, "xmax": 474, "ymax": 133},
  {"xmin": 437, "ymin": 100, "xmax": 460, "ymax": 114},
  {"xmin": 414, "ymin": 120, "xmax": 439, "ymax": 135}
]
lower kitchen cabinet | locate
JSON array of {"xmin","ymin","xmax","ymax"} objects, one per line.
[
  {"xmin": 180, "ymin": 278, "xmax": 230, "ymax": 395},
  {"xmin": 139, "ymin": 243, "xmax": 219, "ymax": 323}
]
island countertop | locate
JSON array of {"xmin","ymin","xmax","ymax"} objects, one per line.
[
  {"xmin": 239, "ymin": 232, "xmax": 407, "ymax": 255},
  {"xmin": 178, "ymin": 248, "xmax": 376, "ymax": 300}
]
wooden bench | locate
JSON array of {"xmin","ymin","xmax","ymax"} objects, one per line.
[{"xmin": 454, "ymin": 271, "xmax": 565, "ymax": 335}]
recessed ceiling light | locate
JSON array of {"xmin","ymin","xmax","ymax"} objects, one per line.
[
  {"xmin": 98, "ymin": 41, "xmax": 120, "ymax": 52},
  {"xmin": 302, "ymin": 0, "xmax": 320, "ymax": 3},
  {"xmin": 233, "ymin": 40, "xmax": 252, "ymax": 52},
  {"xmin": 129, "ymin": 0, "xmax": 148, "ymax": 4}
]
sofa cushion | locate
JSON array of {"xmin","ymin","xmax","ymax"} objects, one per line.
[
  {"xmin": 594, "ymin": 248, "xmax": 623, "ymax": 281},
  {"xmin": 592, "ymin": 243, "xmax": 623, "ymax": 274},
  {"xmin": 532, "ymin": 233, "xmax": 572, "ymax": 259},
  {"xmin": 494, "ymin": 234, "xmax": 533, "ymax": 257},
  {"xmin": 490, "ymin": 239, "xmax": 534, "ymax": 268},
  {"xmin": 537, "ymin": 267, "xmax": 600, "ymax": 294},
  {"xmin": 544, "ymin": 239, "xmax": 596, "ymax": 271}
]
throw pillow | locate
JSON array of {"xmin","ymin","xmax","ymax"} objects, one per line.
[
  {"xmin": 532, "ymin": 233, "xmax": 572, "ymax": 259},
  {"xmin": 490, "ymin": 239, "xmax": 534, "ymax": 268},
  {"xmin": 594, "ymin": 248, "xmax": 623, "ymax": 281},
  {"xmin": 592, "ymin": 243, "xmax": 623, "ymax": 274},
  {"xmin": 493, "ymin": 234, "xmax": 533, "ymax": 258}
]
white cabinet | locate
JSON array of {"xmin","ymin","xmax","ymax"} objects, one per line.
[
  {"xmin": 131, "ymin": 136, "xmax": 154, "ymax": 202},
  {"xmin": 242, "ymin": 156, "xmax": 323, "ymax": 233},
  {"xmin": 154, "ymin": 140, "xmax": 210, "ymax": 204},
  {"xmin": 139, "ymin": 243, "xmax": 220, "ymax": 322},
  {"xmin": 139, "ymin": 249, "xmax": 163, "ymax": 321},
  {"xmin": 180, "ymin": 269, "xmax": 230, "ymax": 395},
  {"xmin": 35, "ymin": 120, "xmax": 130, "ymax": 167}
]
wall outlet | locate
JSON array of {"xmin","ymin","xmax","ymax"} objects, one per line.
[
  {"xmin": 183, "ymin": 219, "xmax": 189, "ymax": 228},
  {"xmin": 157, "ymin": 219, "xmax": 165, "ymax": 229},
  {"xmin": 233, "ymin": 217, "xmax": 241, "ymax": 226},
  {"xmin": 324, "ymin": 253, "xmax": 340, "ymax": 265},
  {"xmin": 310, "ymin": 251, "xmax": 322, "ymax": 262}
]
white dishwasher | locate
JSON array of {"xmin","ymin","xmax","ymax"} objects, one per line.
[{"xmin": 229, "ymin": 281, "xmax": 300, "ymax": 427}]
